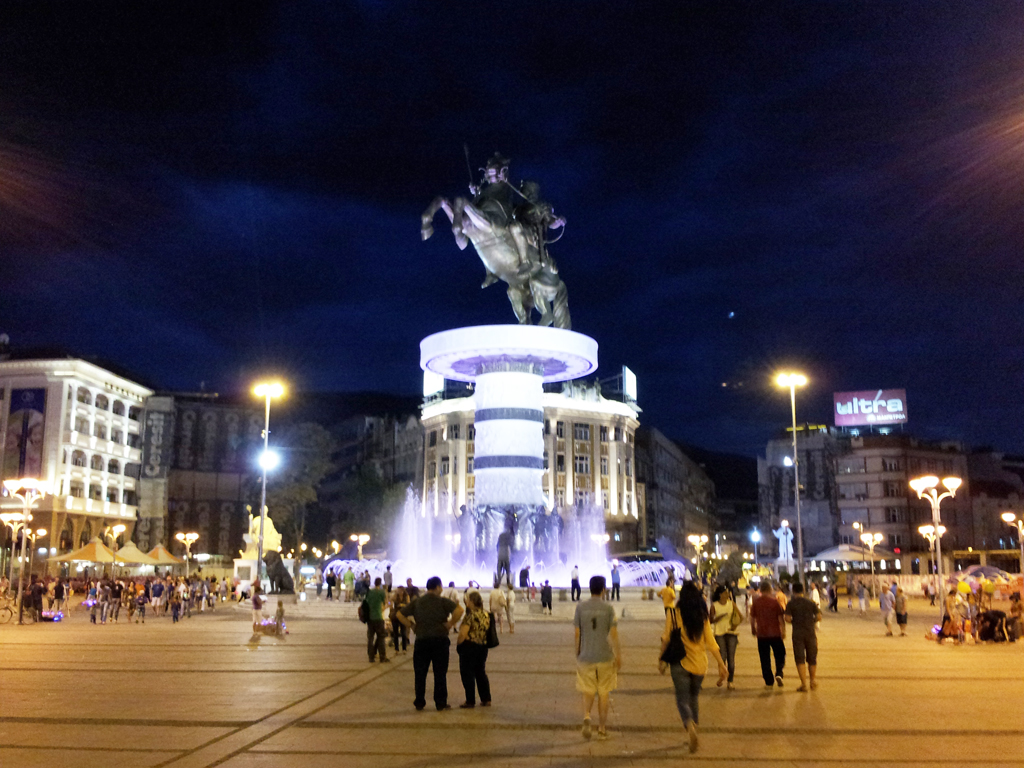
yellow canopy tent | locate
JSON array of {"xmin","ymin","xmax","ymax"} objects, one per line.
[
  {"xmin": 147, "ymin": 544, "xmax": 184, "ymax": 565},
  {"xmin": 48, "ymin": 537, "xmax": 116, "ymax": 563},
  {"xmin": 114, "ymin": 542, "xmax": 160, "ymax": 565}
]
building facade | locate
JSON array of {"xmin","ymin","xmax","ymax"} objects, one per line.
[
  {"xmin": 0, "ymin": 358, "xmax": 151, "ymax": 569},
  {"xmin": 420, "ymin": 379, "xmax": 642, "ymax": 554}
]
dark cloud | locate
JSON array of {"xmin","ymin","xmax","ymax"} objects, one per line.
[{"xmin": 2, "ymin": 1, "xmax": 1023, "ymax": 455}]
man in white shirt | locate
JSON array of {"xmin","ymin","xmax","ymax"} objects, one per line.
[
  {"xmin": 505, "ymin": 584, "xmax": 517, "ymax": 634},
  {"xmin": 571, "ymin": 565, "xmax": 581, "ymax": 602}
]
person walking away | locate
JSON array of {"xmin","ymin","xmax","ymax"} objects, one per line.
[
  {"xmin": 53, "ymin": 579, "xmax": 66, "ymax": 617},
  {"xmin": 383, "ymin": 565, "xmax": 393, "ymax": 596},
  {"xmin": 519, "ymin": 565, "xmax": 531, "ymax": 598},
  {"xmin": 442, "ymin": 581, "xmax": 460, "ymax": 604},
  {"xmin": 397, "ymin": 576, "xmax": 463, "ymax": 710},
  {"xmin": 750, "ymin": 581, "xmax": 786, "ymax": 688},
  {"xmin": 504, "ymin": 584, "xmax": 516, "ymax": 634},
  {"xmin": 540, "ymin": 580, "xmax": 553, "ymax": 615},
  {"xmin": 894, "ymin": 586, "xmax": 908, "ymax": 636},
  {"xmin": 570, "ymin": 565, "xmax": 581, "ymax": 602},
  {"xmin": 827, "ymin": 583, "xmax": 839, "ymax": 613},
  {"xmin": 880, "ymin": 586, "xmax": 896, "ymax": 636},
  {"xmin": 366, "ymin": 577, "xmax": 389, "ymax": 663},
  {"xmin": 660, "ymin": 581, "xmax": 728, "ymax": 754},
  {"xmin": 325, "ymin": 570, "xmax": 335, "ymax": 601},
  {"xmin": 784, "ymin": 582, "xmax": 821, "ymax": 692},
  {"xmin": 573, "ymin": 575, "xmax": 621, "ymax": 741},
  {"xmin": 390, "ymin": 586, "xmax": 410, "ymax": 653},
  {"xmin": 343, "ymin": 567, "xmax": 355, "ymax": 602},
  {"xmin": 456, "ymin": 590, "xmax": 492, "ymax": 708},
  {"xmin": 659, "ymin": 578, "xmax": 677, "ymax": 615},
  {"xmin": 610, "ymin": 565, "xmax": 621, "ymax": 601},
  {"xmin": 709, "ymin": 585, "xmax": 742, "ymax": 690},
  {"xmin": 489, "ymin": 586, "xmax": 507, "ymax": 633},
  {"xmin": 857, "ymin": 581, "xmax": 867, "ymax": 615}
]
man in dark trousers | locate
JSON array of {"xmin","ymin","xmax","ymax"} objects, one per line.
[
  {"xmin": 750, "ymin": 581, "xmax": 786, "ymax": 689},
  {"xmin": 785, "ymin": 581, "xmax": 821, "ymax": 692},
  {"xmin": 365, "ymin": 577, "xmax": 390, "ymax": 663},
  {"xmin": 397, "ymin": 576, "xmax": 464, "ymax": 711}
]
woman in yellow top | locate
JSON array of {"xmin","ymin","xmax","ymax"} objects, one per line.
[{"xmin": 659, "ymin": 581, "xmax": 728, "ymax": 754}]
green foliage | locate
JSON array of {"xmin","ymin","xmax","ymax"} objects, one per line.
[
  {"xmin": 266, "ymin": 422, "xmax": 336, "ymax": 550},
  {"xmin": 326, "ymin": 465, "xmax": 407, "ymax": 546}
]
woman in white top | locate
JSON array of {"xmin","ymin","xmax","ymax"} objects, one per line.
[
  {"xmin": 488, "ymin": 588, "xmax": 507, "ymax": 633},
  {"xmin": 709, "ymin": 585, "xmax": 742, "ymax": 690}
]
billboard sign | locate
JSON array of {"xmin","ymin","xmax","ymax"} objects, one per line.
[
  {"xmin": 3, "ymin": 388, "xmax": 47, "ymax": 478},
  {"xmin": 834, "ymin": 389, "xmax": 907, "ymax": 427}
]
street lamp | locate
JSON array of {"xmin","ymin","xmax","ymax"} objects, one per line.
[
  {"xmin": 910, "ymin": 475, "xmax": 960, "ymax": 619},
  {"xmin": 350, "ymin": 534, "xmax": 370, "ymax": 560},
  {"xmin": 776, "ymin": 372, "xmax": 808, "ymax": 585},
  {"xmin": 104, "ymin": 524, "xmax": 126, "ymax": 578},
  {"xmin": 859, "ymin": 531, "xmax": 883, "ymax": 599},
  {"xmin": 749, "ymin": 530, "xmax": 761, "ymax": 568},
  {"xmin": 918, "ymin": 524, "xmax": 946, "ymax": 602},
  {"xmin": 175, "ymin": 532, "xmax": 199, "ymax": 576},
  {"xmin": 253, "ymin": 380, "xmax": 285, "ymax": 586},
  {"xmin": 1000, "ymin": 512, "xmax": 1024, "ymax": 576},
  {"xmin": 687, "ymin": 534, "xmax": 709, "ymax": 577},
  {"xmin": 2, "ymin": 478, "xmax": 51, "ymax": 625}
]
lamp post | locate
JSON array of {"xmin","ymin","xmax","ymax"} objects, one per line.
[
  {"xmin": 910, "ymin": 475, "xmax": 961, "ymax": 619},
  {"xmin": 860, "ymin": 531, "xmax": 883, "ymax": 599},
  {"xmin": 2, "ymin": 479, "xmax": 51, "ymax": 625},
  {"xmin": 776, "ymin": 372, "xmax": 808, "ymax": 585},
  {"xmin": 918, "ymin": 524, "xmax": 946, "ymax": 603},
  {"xmin": 750, "ymin": 530, "xmax": 761, "ymax": 569},
  {"xmin": 687, "ymin": 534, "xmax": 708, "ymax": 579},
  {"xmin": 104, "ymin": 524, "xmax": 126, "ymax": 579},
  {"xmin": 253, "ymin": 381, "xmax": 285, "ymax": 588},
  {"xmin": 1000, "ymin": 512, "xmax": 1024, "ymax": 575},
  {"xmin": 350, "ymin": 534, "xmax": 370, "ymax": 561},
  {"xmin": 175, "ymin": 532, "xmax": 199, "ymax": 577}
]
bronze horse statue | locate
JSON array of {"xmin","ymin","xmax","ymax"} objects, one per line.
[{"xmin": 421, "ymin": 153, "xmax": 571, "ymax": 330}]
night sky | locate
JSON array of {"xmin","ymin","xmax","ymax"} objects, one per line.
[{"xmin": 2, "ymin": 3, "xmax": 1023, "ymax": 457}]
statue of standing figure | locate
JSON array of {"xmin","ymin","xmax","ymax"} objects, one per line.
[
  {"xmin": 422, "ymin": 152, "xmax": 572, "ymax": 329},
  {"xmin": 774, "ymin": 524, "xmax": 795, "ymax": 566}
]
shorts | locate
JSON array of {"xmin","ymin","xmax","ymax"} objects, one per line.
[
  {"xmin": 252, "ymin": 609, "xmax": 265, "ymax": 625},
  {"xmin": 792, "ymin": 633, "xmax": 818, "ymax": 666},
  {"xmin": 151, "ymin": 596, "xmax": 163, "ymax": 608},
  {"xmin": 896, "ymin": 612, "xmax": 908, "ymax": 626},
  {"xmin": 576, "ymin": 661, "xmax": 618, "ymax": 696}
]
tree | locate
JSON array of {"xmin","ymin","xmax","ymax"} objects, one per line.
[{"xmin": 265, "ymin": 422, "xmax": 336, "ymax": 552}]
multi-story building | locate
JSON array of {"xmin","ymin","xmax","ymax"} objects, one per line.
[
  {"xmin": 0, "ymin": 357, "xmax": 151, "ymax": 569},
  {"xmin": 635, "ymin": 428, "xmax": 713, "ymax": 555},
  {"xmin": 420, "ymin": 378, "xmax": 642, "ymax": 554},
  {"xmin": 965, "ymin": 450, "xmax": 1024, "ymax": 568}
]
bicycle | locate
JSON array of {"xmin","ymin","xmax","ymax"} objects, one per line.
[{"xmin": 0, "ymin": 596, "xmax": 17, "ymax": 624}]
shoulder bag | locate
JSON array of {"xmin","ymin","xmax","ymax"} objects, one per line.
[
  {"xmin": 660, "ymin": 609, "xmax": 685, "ymax": 664},
  {"xmin": 486, "ymin": 611, "xmax": 500, "ymax": 648}
]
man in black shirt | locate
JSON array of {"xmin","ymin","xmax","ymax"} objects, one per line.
[
  {"xmin": 784, "ymin": 582, "xmax": 821, "ymax": 692},
  {"xmin": 398, "ymin": 576, "xmax": 464, "ymax": 710}
]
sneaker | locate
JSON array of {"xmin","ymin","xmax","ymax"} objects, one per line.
[
  {"xmin": 582, "ymin": 717, "xmax": 592, "ymax": 740},
  {"xmin": 686, "ymin": 721, "xmax": 699, "ymax": 753},
  {"xmin": 459, "ymin": 702, "xmax": 475, "ymax": 709},
  {"xmin": 775, "ymin": 675, "xmax": 784, "ymax": 687}
]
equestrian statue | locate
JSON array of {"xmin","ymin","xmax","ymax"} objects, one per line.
[{"xmin": 422, "ymin": 152, "xmax": 572, "ymax": 329}]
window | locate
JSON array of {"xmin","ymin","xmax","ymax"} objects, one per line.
[
  {"xmin": 614, "ymin": 426, "xmax": 623, "ymax": 442},
  {"xmin": 94, "ymin": 424, "xmax": 107, "ymax": 440},
  {"xmin": 841, "ymin": 535, "xmax": 852, "ymax": 545},
  {"xmin": 440, "ymin": 456, "xmax": 450, "ymax": 476},
  {"xmin": 89, "ymin": 485, "xmax": 103, "ymax": 500},
  {"xmin": 556, "ymin": 489, "xmax": 565, "ymax": 508},
  {"xmin": 128, "ymin": 406, "xmax": 141, "ymax": 421},
  {"xmin": 107, "ymin": 459, "xmax": 120, "ymax": 475},
  {"xmin": 574, "ymin": 454, "xmax": 590, "ymax": 474},
  {"xmin": 450, "ymin": 424, "xmax": 460, "ymax": 440},
  {"xmin": 112, "ymin": 400, "xmax": 125, "ymax": 416},
  {"xmin": 123, "ymin": 490, "xmax": 137, "ymax": 506},
  {"xmin": 94, "ymin": 394, "xmax": 109, "ymax": 410},
  {"xmin": 452, "ymin": 454, "xmax": 458, "ymax": 475},
  {"xmin": 74, "ymin": 417, "xmax": 89, "ymax": 433},
  {"xmin": 467, "ymin": 456, "xmax": 474, "ymax": 474},
  {"xmin": 625, "ymin": 458, "xmax": 632, "ymax": 477},
  {"xmin": 885, "ymin": 507, "xmax": 904, "ymax": 523},
  {"xmin": 90, "ymin": 455, "xmax": 104, "ymax": 470},
  {"xmin": 468, "ymin": 424, "xmax": 475, "ymax": 440},
  {"xmin": 77, "ymin": 389, "xmax": 92, "ymax": 404},
  {"xmin": 838, "ymin": 457, "xmax": 865, "ymax": 474},
  {"xmin": 106, "ymin": 488, "xmax": 119, "ymax": 502},
  {"xmin": 600, "ymin": 456, "xmax": 609, "ymax": 476},
  {"xmin": 429, "ymin": 431, "xmax": 437, "ymax": 447},
  {"xmin": 111, "ymin": 429, "xmax": 123, "ymax": 444},
  {"xmin": 627, "ymin": 432, "xmax": 634, "ymax": 445},
  {"xmin": 542, "ymin": 452, "xmax": 548, "ymax": 470},
  {"xmin": 466, "ymin": 491, "xmax": 474, "ymax": 507},
  {"xmin": 428, "ymin": 461, "xmax": 436, "ymax": 479},
  {"xmin": 574, "ymin": 489, "xmax": 589, "ymax": 506},
  {"xmin": 882, "ymin": 458, "xmax": 902, "ymax": 472},
  {"xmin": 574, "ymin": 423, "xmax": 590, "ymax": 441},
  {"xmin": 600, "ymin": 426, "xmax": 609, "ymax": 443},
  {"xmin": 625, "ymin": 493, "xmax": 632, "ymax": 513},
  {"xmin": 71, "ymin": 450, "xmax": 86, "ymax": 467},
  {"xmin": 556, "ymin": 454, "xmax": 565, "ymax": 472},
  {"xmin": 888, "ymin": 534, "xmax": 904, "ymax": 548},
  {"xmin": 70, "ymin": 483, "xmax": 84, "ymax": 498},
  {"xmin": 602, "ymin": 490, "xmax": 609, "ymax": 508},
  {"xmin": 883, "ymin": 481, "xmax": 904, "ymax": 498},
  {"xmin": 127, "ymin": 433, "xmax": 140, "ymax": 449},
  {"xmin": 544, "ymin": 420, "xmax": 551, "ymax": 435},
  {"xmin": 556, "ymin": 421, "xmax": 564, "ymax": 439}
]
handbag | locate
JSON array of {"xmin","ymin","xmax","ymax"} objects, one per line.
[
  {"xmin": 486, "ymin": 611, "xmax": 500, "ymax": 648},
  {"xmin": 660, "ymin": 609, "xmax": 685, "ymax": 664},
  {"xmin": 728, "ymin": 603, "xmax": 744, "ymax": 631}
]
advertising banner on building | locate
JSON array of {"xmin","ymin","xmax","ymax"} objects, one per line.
[
  {"xmin": 834, "ymin": 389, "xmax": 907, "ymax": 427},
  {"xmin": 142, "ymin": 408, "xmax": 175, "ymax": 479},
  {"xmin": 3, "ymin": 388, "xmax": 46, "ymax": 478}
]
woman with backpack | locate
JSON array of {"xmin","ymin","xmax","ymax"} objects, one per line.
[
  {"xmin": 709, "ymin": 584, "xmax": 743, "ymax": 690},
  {"xmin": 658, "ymin": 581, "xmax": 728, "ymax": 754}
]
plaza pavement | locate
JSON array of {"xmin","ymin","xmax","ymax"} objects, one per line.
[{"xmin": 1, "ymin": 590, "xmax": 1022, "ymax": 767}]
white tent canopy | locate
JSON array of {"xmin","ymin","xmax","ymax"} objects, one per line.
[{"xmin": 813, "ymin": 544, "xmax": 898, "ymax": 563}]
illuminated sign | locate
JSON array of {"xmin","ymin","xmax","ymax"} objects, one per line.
[
  {"xmin": 834, "ymin": 389, "xmax": 907, "ymax": 427},
  {"xmin": 622, "ymin": 366, "xmax": 637, "ymax": 402}
]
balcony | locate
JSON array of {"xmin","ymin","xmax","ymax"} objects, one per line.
[{"xmin": 58, "ymin": 496, "xmax": 137, "ymax": 519}]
